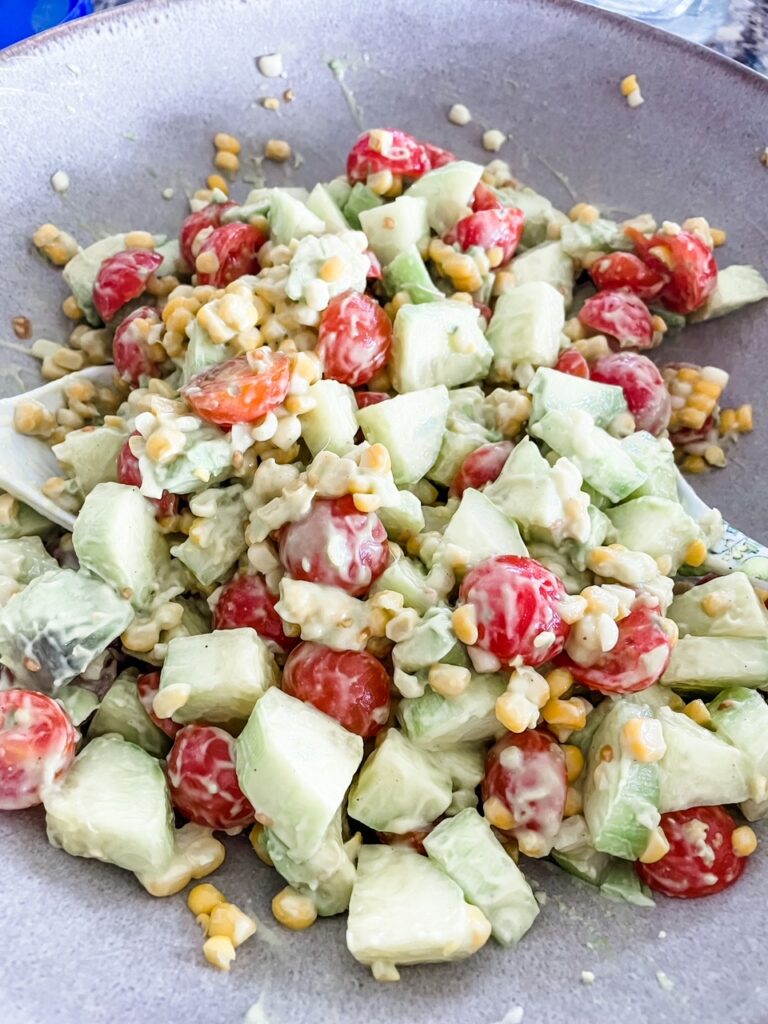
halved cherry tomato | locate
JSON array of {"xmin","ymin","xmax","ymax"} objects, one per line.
[
  {"xmin": 589, "ymin": 251, "xmax": 667, "ymax": 301},
  {"xmin": 458, "ymin": 555, "xmax": 570, "ymax": 667},
  {"xmin": 451, "ymin": 440, "xmax": 514, "ymax": 497},
  {"xmin": 591, "ymin": 352, "xmax": 671, "ymax": 436},
  {"xmin": 472, "ymin": 182, "xmax": 503, "ymax": 212},
  {"xmin": 279, "ymin": 495, "xmax": 388, "ymax": 597},
  {"xmin": 555, "ymin": 349, "xmax": 590, "ymax": 379},
  {"xmin": 179, "ymin": 201, "xmax": 236, "ymax": 267},
  {"xmin": 282, "ymin": 642, "xmax": 391, "ymax": 737},
  {"xmin": 317, "ymin": 291, "xmax": 393, "ymax": 388},
  {"xmin": 136, "ymin": 671, "xmax": 181, "ymax": 739},
  {"xmin": 578, "ymin": 289, "xmax": 655, "ymax": 349},
  {"xmin": 560, "ymin": 600, "xmax": 673, "ymax": 694},
  {"xmin": 355, "ymin": 390, "xmax": 390, "ymax": 409},
  {"xmin": 628, "ymin": 227, "xmax": 717, "ymax": 315},
  {"xmin": 93, "ymin": 248, "xmax": 164, "ymax": 322},
  {"xmin": 636, "ymin": 805, "xmax": 746, "ymax": 898},
  {"xmin": 181, "ymin": 351, "xmax": 290, "ymax": 426},
  {"xmin": 482, "ymin": 730, "xmax": 567, "ymax": 857},
  {"xmin": 422, "ymin": 141, "xmax": 456, "ymax": 168},
  {"xmin": 213, "ymin": 572, "xmax": 298, "ymax": 654},
  {"xmin": 0, "ymin": 689, "xmax": 77, "ymax": 810},
  {"xmin": 346, "ymin": 129, "xmax": 431, "ymax": 183},
  {"xmin": 112, "ymin": 306, "xmax": 163, "ymax": 386},
  {"xmin": 167, "ymin": 724, "xmax": 254, "ymax": 831},
  {"xmin": 195, "ymin": 222, "xmax": 267, "ymax": 287},
  {"xmin": 117, "ymin": 434, "xmax": 178, "ymax": 519},
  {"xmin": 365, "ymin": 250, "xmax": 383, "ymax": 280},
  {"xmin": 445, "ymin": 206, "xmax": 524, "ymax": 263}
]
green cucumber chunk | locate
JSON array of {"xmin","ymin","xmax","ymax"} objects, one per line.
[
  {"xmin": 551, "ymin": 815, "xmax": 612, "ymax": 886},
  {"xmin": 485, "ymin": 282, "xmax": 565, "ymax": 380},
  {"xmin": 669, "ymin": 572, "xmax": 768, "ymax": 639},
  {"xmin": 300, "ymin": 379, "xmax": 359, "ymax": 457},
  {"xmin": 383, "ymin": 244, "xmax": 443, "ymax": 303},
  {"xmin": 171, "ymin": 483, "xmax": 247, "ymax": 587},
  {"xmin": 0, "ymin": 493, "xmax": 55, "ymax": 540},
  {"xmin": 306, "ymin": 183, "xmax": 351, "ymax": 233},
  {"xmin": 439, "ymin": 487, "xmax": 528, "ymax": 568},
  {"xmin": 342, "ymin": 183, "xmax": 383, "ymax": 230},
  {"xmin": 528, "ymin": 367, "xmax": 627, "ymax": 429},
  {"xmin": 183, "ymin": 321, "xmax": 233, "ymax": 382},
  {"xmin": 391, "ymin": 301, "xmax": 492, "ymax": 393},
  {"xmin": 359, "ymin": 196, "xmax": 430, "ymax": 266},
  {"xmin": 356, "ymin": 385, "xmax": 449, "ymax": 485},
  {"xmin": 621, "ymin": 433, "xmax": 678, "ymax": 501},
  {"xmin": 376, "ymin": 489, "xmax": 426, "ymax": 543},
  {"xmin": 510, "ymin": 241, "xmax": 575, "ymax": 305},
  {"xmin": 404, "ymin": 161, "xmax": 483, "ymax": 234},
  {"xmin": 600, "ymin": 860, "xmax": 655, "ymax": 907},
  {"xmin": 606, "ymin": 496, "xmax": 700, "ymax": 573},
  {"xmin": 689, "ymin": 264, "xmax": 768, "ymax": 322},
  {"xmin": 371, "ymin": 557, "xmax": 438, "ymax": 616},
  {"xmin": 89, "ymin": 669, "xmax": 171, "ymax": 758},
  {"xmin": 52, "ymin": 424, "xmax": 127, "ymax": 496},
  {"xmin": 661, "ymin": 636, "xmax": 768, "ymax": 692},
  {"xmin": 0, "ymin": 536, "xmax": 57, "ymax": 606},
  {"xmin": 268, "ymin": 190, "xmax": 326, "ymax": 246},
  {"xmin": 399, "ymin": 671, "xmax": 506, "ymax": 749}
]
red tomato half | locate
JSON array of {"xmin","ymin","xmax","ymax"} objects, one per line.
[
  {"xmin": 589, "ymin": 251, "xmax": 667, "ymax": 301},
  {"xmin": 422, "ymin": 142, "xmax": 456, "ymax": 168},
  {"xmin": 636, "ymin": 806, "xmax": 746, "ymax": 899},
  {"xmin": 213, "ymin": 573, "xmax": 298, "ymax": 654},
  {"xmin": 179, "ymin": 201, "xmax": 236, "ymax": 266},
  {"xmin": 555, "ymin": 349, "xmax": 590, "ymax": 379},
  {"xmin": 458, "ymin": 555, "xmax": 569, "ymax": 667},
  {"xmin": 117, "ymin": 434, "xmax": 178, "ymax": 519},
  {"xmin": 167, "ymin": 724, "xmax": 254, "ymax": 831},
  {"xmin": 591, "ymin": 352, "xmax": 672, "ymax": 436},
  {"xmin": 317, "ymin": 291, "xmax": 392, "ymax": 387},
  {"xmin": 112, "ymin": 306, "xmax": 163, "ymax": 386},
  {"xmin": 578, "ymin": 289, "xmax": 655, "ymax": 349},
  {"xmin": 560, "ymin": 601, "xmax": 673, "ymax": 694},
  {"xmin": 279, "ymin": 496, "xmax": 388, "ymax": 597},
  {"xmin": 628, "ymin": 227, "xmax": 718, "ymax": 315},
  {"xmin": 282, "ymin": 642, "xmax": 391, "ymax": 737},
  {"xmin": 0, "ymin": 690, "xmax": 77, "ymax": 810},
  {"xmin": 93, "ymin": 248, "xmax": 164, "ymax": 323},
  {"xmin": 472, "ymin": 182, "xmax": 503, "ymax": 212},
  {"xmin": 355, "ymin": 390, "xmax": 390, "ymax": 409},
  {"xmin": 451, "ymin": 440, "xmax": 514, "ymax": 497},
  {"xmin": 445, "ymin": 207, "xmax": 524, "ymax": 263},
  {"xmin": 347, "ymin": 129, "xmax": 431, "ymax": 183},
  {"xmin": 181, "ymin": 351, "xmax": 290, "ymax": 426},
  {"xmin": 482, "ymin": 730, "xmax": 567, "ymax": 857},
  {"xmin": 195, "ymin": 223, "xmax": 267, "ymax": 287}
]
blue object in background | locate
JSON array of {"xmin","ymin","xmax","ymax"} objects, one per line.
[{"xmin": 0, "ymin": 0, "xmax": 94, "ymax": 49}]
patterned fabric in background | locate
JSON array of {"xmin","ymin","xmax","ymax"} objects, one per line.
[{"xmin": 92, "ymin": 0, "xmax": 767, "ymax": 71}]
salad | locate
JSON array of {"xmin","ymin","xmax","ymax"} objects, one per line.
[{"xmin": 2, "ymin": 125, "xmax": 768, "ymax": 981}]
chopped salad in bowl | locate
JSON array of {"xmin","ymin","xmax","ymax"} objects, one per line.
[{"xmin": 2, "ymin": 125, "xmax": 768, "ymax": 980}]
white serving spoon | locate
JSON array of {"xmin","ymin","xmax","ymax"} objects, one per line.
[{"xmin": 0, "ymin": 366, "xmax": 116, "ymax": 531}]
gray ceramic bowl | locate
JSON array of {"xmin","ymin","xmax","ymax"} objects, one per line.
[{"xmin": 1, "ymin": 2, "xmax": 767, "ymax": 1022}]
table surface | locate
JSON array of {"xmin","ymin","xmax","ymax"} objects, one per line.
[{"xmin": 89, "ymin": 0, "xmax": 761, "ymax": 74}]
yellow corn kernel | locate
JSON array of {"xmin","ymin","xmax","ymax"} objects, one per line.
[
  {"xmin": 676, "ymin": 406, "xmax": 708, "ymax": 431},
  {"xmin": 367, "ymin": 169, "xmax": 394, "ymax": 196},
  {"xmin": 196, "ymin": 913, "xmax": 211, "ymax": 935},
  {"xmin": 249, "ymin": 824, "xmax": 274, "ymax": 866},
  {"xmin": 701, "ymin": 593, "xmax": 729, "ymax": 618},
  {"xmin": 693, "ymin": 379, "xmax": 722, "ymax": 400},
  {"xmin": 680, "ymin": 454, "xmax": 708, "ymax": 475},
  {"xmin": 648, "ymin": 244, "xmax": 674, "ymax": 269},
  {"xmin": 125, "ymin": 230, "xmax": 155, "ymax": 250},
  {"xmin": 483, "ymin": 796, "xmax": 515, "ymax": 831},
  {"xmin": 0, "ymin": 493, "xmax": 18, "ymax": 526},
  {"xmin": 264, "ymin": 138, "xmax": 292, "ymax": 162},
  {"xmin": 562, "ymin": 744, "xmax": 585, "ymax": 783},
  {"xmin": 620, "ymin": 74, "xmax": 639, "ymax": 97},
  {"xmin": 452, "ymin": 604, "xmax": 479, "ymax": 646},
  {"xmin": 429, "ymin": 663, "xmax": 471, "ymax": 698},
  {"xmin": 621, "ymin": 717, "xmax": 666, "ymax": 763},
  {"xmin": 736, "ymin": 404, "xmax": 754, "ymax": 432},
  {"xmin": 187, "ymin": 883, "xmax": 226, "ymax": 917},
  {"xmin": 61, "ymin": 295, "xmax": 83, "ymax": 320},
  {"xmin": 718, "ymin": 408, "xmax": 737, "ymax": 435},
  {"xmin": 546, "ymin": 667, "xmax": 574, "ymax": 700},
  {"xmin": 145, "ymin": 427, "xmax": 186, "ymax": 465},
  {"xmin": 563, "ymin": 317, "xmax": 587, "ymax": 342},
  {"xmin": 684, "ymin": 539, "xmax": 707, "ymax": 568},
  {"xmin": 568, "ymin": 202, "xmax": 600, "ymax": 225},
  {"xmin": 564, "ymin": 786, "xmax": 583, "ymax": 818},
  {"xmin": 152, "ymin": 682, "xmax": 190, "ymax": 720},
  {"xmin": 207, "ymin": 174, "xmax": 230, "ymax": 195},
  {"xmin": 732, "ymin": 825, "xmax": 758, "ymax": 857},
  {"xmin": 202, "ymin": 935, "xmax": 236, "ymax": 971},
  {"xmin": 710, "ymin": 227, "xmax": 727, "ymax": 247},
  {"xmin": 688, "ymin": 393, "xmax": 716, "ymax": 414},
  {"xmin": 683, "ymin": 699, "xmax": 711, "ymax": 727},
  {"xmin": 651, "ymin": 314, "xmax": 668, "ymax": 336},
  {"xmin": 14, "ymin": 400, "xmax": 56, "ymax": 437},
  {"xmin": 541, "ymin": 697, "xmax": 588, "ymax": 731},
  {"xmin": 359, "ymin": 443, "xmax": 391, "ymax": 475},
  {"xmin": 352, "ymin": 493, "xmax": 379, "ymax": 514},
  {"xmin": 703, "ymin": 444, "xmax": 726, "ymax": 468},
  {"xmin": 208, "ymin": 902, "xmax": 258, "ymax": 948},
  {"xmin": 319, "ymin": 255, "xmax": 345, "ymax": 282},
  {"xmin": 195, "ymin": 251, "xmax": 220, "ymax": 277},
  {"xmin": 492, "ymin": 270, "xmax": 516, "ymax": 296},
  {"xmin": 495, "ymin": 692, "xmax": 534, "ymax": 734},
  {"xmin": 214, "ymin": 150, "xmax": 240, "ymax": 174},
  {"xmin": 214, "ymin": 132, "xmax": 242, "ymax": 155},
  {"xmin": 271, "ymin": 887, "xmax": 317, "ymax": 930},
  {"xmin": 639, "ymin": 827, "xmax": 670, "ymax": 864}
]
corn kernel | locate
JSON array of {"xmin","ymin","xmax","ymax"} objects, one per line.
[
  {"xmin": 214, "ymin": 150, "xmax": 240, "ymax": 174},
  {"xmin": 249, "ymin": 824, "xmax": 274, "ymax": 866},
  {"xmin": 207, "ymin": 174, "xmax": 230, "ymax": 195},
  {"xmin": 61, "ymin": 295, "xmax": 83, "ymax": 320},
  {"xmin": 495, "ymin": 692, "xmax": 535, "ymax": 734},
  {"xmin": 677, "ymin": 407, "xmax": 708, "ymax": 431},
  {"xmin": 621, "ymin": 717, "xmax": 666, "ymax": 762},
  {"xmin": 208, "ymin": 902, "xmax": 258, "ymax": 948},
  {"xmin": 452, "ymin": 604, "xmax": 479, "ymax": 646},
  {"xmin": 483, "ymin": 796, "xmax": 515, "ymax": 831},
  {"xmin": 546, "ymin": 667, "xmax": 574, "ymax": 700},
  {"xmin": 367, "ymin": 169, "xmax": 394, "ymax": 196},
  {"xmin": 564, "ymin": 786, "xmax": 583, "ymax": 817},
  {"xmin": 352, "ymin": 492, "xmax": 379, "ymax": 514},
  {"xmin": 710, "ymin": 227, "xmax": 727, "ymax": 247},
  {"xmin": 202, "ymin": 935, "xmax": 236, "ymax": 971},
  {"xmin": 264, "ymin": 139, "xmax": 292, "ymax": 162},
  {"xmin": 719, "ymin": 408, "xmax": 737, "ymax": 435},
  {"xmin": 569, "ymin": 202, "xmax": 600, "ymax": 225},
  {"xmin": 542, "ymin": 697, "xmax": 588, "ymax": 731},
  {"xmin": 319, "ymin": 255, "xmax": 345, "ymax": 282},
  {"xmin": 684, "ymin": 539, "xmax": 707, "ymax": 568},
  {"xmin": 680, "ymin": 454, "xmax": 708, "ymax": 475},
  {"xmin": 639, "ymin": 827, "xmax": 670, "ymax": 864},
  {"xmin": 196, "ymin": 913, "xmax": 211, "ymax": 935},
  {"xmin": 562, "ymin": 744, "xmax": 585, "ymax": 783},
  {"xmin": 429, "ymin": 663, "xmax": 471, "ymax": 698},
  {"xmin": 152, "ymin": 682, "xmax": 190, "ymax": 720},
  {"xmin": 195, "ymin": 251, "xmax": 220, "ymax": 276},
  {"xmin": 732, "ymin": 825, "xmax": 758, "ymax": 857},
  {"xmin": 214, "ymin": 132, "xmax": 242, "ymax": 155},
  {"xmin": 271, "ymin": 887, "xmax": 317, "ymax": 930},
  {"xmin": 736, "ymin": 404, "xmax": 754, "ymax": 432},
  {"xmin": 125, "ymin": 230, "xmax": 155, "ymax": 250},
  {"xmin": 683, "ymin": 699, "xmax": 711, "ymax": 727},
  {"xmin": 187, "ymin": 883, "xmax": 226, "ymax": 917},
  {"xmin": 620, "ymin": 74, "xmax": 638, "ymax": 97},
  {"xmin": 358, "ymin": 443, "xmax": 391, "ymax": 475}
]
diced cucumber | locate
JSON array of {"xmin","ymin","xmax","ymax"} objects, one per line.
[
  {"xmin": 346, "ymin": 845, "xmax": 490, "ymax": 973},
  {"xmin": 0, "ymin": 568, "xmax": 132, "ymax": 691},
  {"xmin": 399, "ymin": 671, "xmax": 506, "ymax": 749},
  {"xmin": 383, "ymin": 244, "xmax": 443, "ymax": 303},
  {"xmin": 583, "ymin": 700, "xmax": 660, "ymax": 860},
  {"xmin": 89, "ymin": 669, "xmax": 171, "ymax": 758},
  {"xmin": 356, "ymin": 385, "xmax": 449, "ymax": 485},
  {"xmin": 551, "ymin": 815, "xmax": 611, "ymax": 886},
  {"xmin": 562, "ymin": 504, "xmax": 610, "ymax": 571},
  {"xmin": 708, "ymin": 687, "xmax": 768, "ymax": 785},
  {"xmin": 342, "ymin": 183, "xmax": 383, "ymax": 230},
  {"xmin": 568, "ymin": 699, "xmax": 613, "ymax": 755},
  {"xmin": 689, "ymin": 264, "xmax": 768, "ymax": 322},
  {"xmin": 348, "ymin": 729, "xmax": 453, "ymax": 833},
  {"xmin": 391, "ymin": 301, "xmax": 492, "ymax": 393},
  {"xmin": 236, "ymin": 687, "xmax": 363, "ymax": 861},
  {"xmin": 440, "ymin": 742, "xmax": 486, "ymax": 813},
  {"xmin": 141, "ymin": 423, "xmax": 232, "ymax": 498},
  {"xmin": 525, "ymin": 542, "xmax": 591, "ymax": 594},
  {"xmin": 532, "ymin": 410, "xmax": 647, "ymax": 503},
  {"xmin": 495, "ymin": 186, "xmax": 555, "ymax": 248},
  {"xmin": 404, "ymin": 161, "xmax": 483, "ymax": 234},
  {"xmin": 324, "ymin": 177, "xmax": 352, "ymax": 209},
  {"xmin": 426, "ymin": 386, "xmax": 499, "ymax": 488},
  {"xmin": 44, "ymin": 734, "xmax": 174, "ymax": 874},
  {"xmin": 661, "ymin": 636, "xmax": 768, "ymax": 692},
  {"xmin": 62, "ymin": 234, "xmax": 125, "ymax": 325},
  {"xmin": 268, "ymin": 190, "xmax": 326, "ymax": 246},
  {"xmin": 57, "ymin": 684, "xmax": 101, "ymax": 726},
  {"xmin": 359, "ymin": 196, "xmax": 430, "ymax": 266},
  {"xmin": 371, "ymin": 557, "xmax": 438, "ymax": 616},
  {"xmin": 299, "ymin": 379, "xmax": 359, "ymax": 457},
  {"xmin": 53, "ymin": 424, "xmax": 127, "ymax": 496},
  {"xmin": 306, "ymin": 183, "xmax": 351, "ymax": 234},
  {"xmin": 265, "ymin": 810, "xmax": 357, "ymax": 916},
  {"xmin": 73, "ymin": 482, "xmax": 171, "ymax": 610},
  {"xmin": 0, "ymin": 537, "xmax": 57, "ymax": 606},
  {"xmin": 606, "ymin": 497, "xmax": 700, "ymax": 572},
  {"xmin": 559, "ymin": 218, "xmax": 630, "ymax": 261},
  {"xmin": 669, "ymin": 572, "xmax": 768, "ymax": 639},
  {"xmin": 171, "ymin": 484, "xmax": 247, "ymax": 587},
  {"xmin": 286, "ymin": 234, "xmax": 369, "ymax": 303},
  {"xmin": 0, "ymin": 494, "xmax": 54, "ymax": 540},
  {"xmin": 439, "ymin": 488, "xmax": 528, "ymax": 568},
  {"xmin": 376, "ymin": 489, "xmax": 425, "ymax": 543},
  {"xmin": 656, "ymin": 705, "xmax": 753, "ymax": 812},
  {"xmin": 510, "ymin": 242, "xmax": 575, "ymax": 306},
  {"xmin": 183, "ymin": 321, "xmax": 233, "ymax": 382},
  {"xmin": 621, "ymin": 432, "xmax": 678, "ymax": 501},
  {"xmin": 424, "ymin": 808, "xmax": 539, "ymax": 946},
  {"xmin": 158, "ymin": 628, "xmax": 277, "ymax": 731},
  {"xmin": 600, "ymin": 861, "xmax": 655, "ymax": 907},
  {"xmin": 528, "ymin": 367, "xmax": 627, "ymax": 429},
  {"xmin": 392, "ymin": 607, "xmax": 460, "ymax": 674},
  {"xmin": 485, "ymin": 282, "xmax": 565, "ymax": 380}
]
